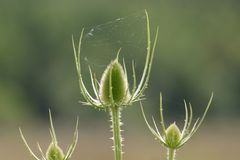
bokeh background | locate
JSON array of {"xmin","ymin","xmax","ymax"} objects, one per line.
[{"xmin": 0, "ymin": 0, "xmax": 240, "ymax": 159}]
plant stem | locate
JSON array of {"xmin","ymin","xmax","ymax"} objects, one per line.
[
  {"xmin": 110, "ymin": 107, "xmax": 122, "ymax": 160},
  {"xmin": 167, "ymin": 149, "xmax": 176, "ymax": 160}
]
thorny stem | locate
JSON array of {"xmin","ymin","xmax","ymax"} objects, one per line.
[
  {"xmin": 110, "ymin": 106, "xmax": 122, "ymax": 160},
  {"xmin": 167, "ymin": 149, "xmax": 176, "ymax": 160}
]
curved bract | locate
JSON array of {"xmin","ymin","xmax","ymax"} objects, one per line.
[{"xmin": 19, "ymin": 110, "xmax": 79, "ymax": 160}]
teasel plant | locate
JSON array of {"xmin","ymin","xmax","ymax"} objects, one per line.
[
  {"xmin": 19, "ymin": 110, "xmax": 79, "ymax": 160},
  {"xmin": 141, "ymin": 93, "xmax": 213, "ymax": 160},
  {"xmin": 72, "ymin": 10, "xmax": 158, "ymax": 160}
]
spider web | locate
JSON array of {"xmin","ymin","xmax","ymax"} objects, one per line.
[{"xmin": 80, "ymin": 10, "xmax": 148, "ymax": 72}]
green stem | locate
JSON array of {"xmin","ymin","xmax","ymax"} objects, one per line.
[
  {"xmin": 110, "ymin": 107, "xmax": 122, "ymax": 160},
  {"xmin": 167, "ymin": 149, "xmax": 176, "ymax": 160}
]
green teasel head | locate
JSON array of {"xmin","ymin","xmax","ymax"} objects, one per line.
[
  {"xmin": 165, "ymin": 123, "xmax": 181, "ymax": 149},
  {"xmin": 47, "ymin": 143, "xmax": 64, "ymax": 160},
  {"xmin": 99, "ymin": 51, "xmax": 130, "ymax": 106},
  {"xmin": 141, "ymin": 92, "xmax": 213, "ymax": 150},
  {"xmin": 72, "ymin": 10, "xmax": 159, "ymax": 109},
  {"xmin": 19, "ymin": 110, "xmax": 79, "ymax": 160}
]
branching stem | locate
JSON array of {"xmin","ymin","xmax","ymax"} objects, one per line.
[{"xmin": 110, "ymin": 107, "xmax": 122, "ymax": 160}]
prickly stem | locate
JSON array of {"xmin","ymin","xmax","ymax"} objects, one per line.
[
  {"xmin": 167, "ymin": 149, "xmax": 176, "ymax": 160},
  {"xmin": 110, "ymin": 107, "xmax": 123, "ymax": 160}
]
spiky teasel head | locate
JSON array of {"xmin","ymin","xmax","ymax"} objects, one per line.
[
  {"xmin": 72, "ymin": 10, "xmax": 159, "ymax": 109},
  {"xmin": 47, "ymin": 143, "xmax": 64, "ymax": 160},
  {"xmin": 19, "ymin": 110, "xmax": 79, "ymax": 160},
  {"xmin": 165, "ymin": 123, "xmax": 182, "ymax": 149},
  {"xmin": 99, "ymin": 51, "xmax": 130, "ymax": 107},
  {"xmin": 141, "ymin": 92, "xmax": 213, "ymax": 150}
]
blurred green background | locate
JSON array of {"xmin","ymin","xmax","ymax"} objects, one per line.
[{"xmin": 0, "ymin": 0, "xmax": 240, "ymax": 159}]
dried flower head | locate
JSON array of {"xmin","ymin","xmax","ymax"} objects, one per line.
[
  {"xmin": 19, "ymin": 110, "xmax": 79, "ymax": 160},
  {"xmin": 141, "ymin": 93, "xmax": 213, "ymax": 150},
  {"xmin": 72, "ymin": 10, "xmax": 159, "ymax": 109}
]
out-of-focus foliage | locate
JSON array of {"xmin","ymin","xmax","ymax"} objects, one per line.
[{"xmin": 0, "ymin": 0, "xmax": 240, "ymax": 125}]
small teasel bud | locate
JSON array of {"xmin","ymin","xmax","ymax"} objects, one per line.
[
  {"xmin": 165, "ymin": 123, "xmax": 181, "ymax": 149},
  {"xmin": 99, "ymin": 57, "xmax": 130, "ymax": 105},
  {"xmin": 46, "ymin": 143, "xmax": 64, "ymax": 160}
]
